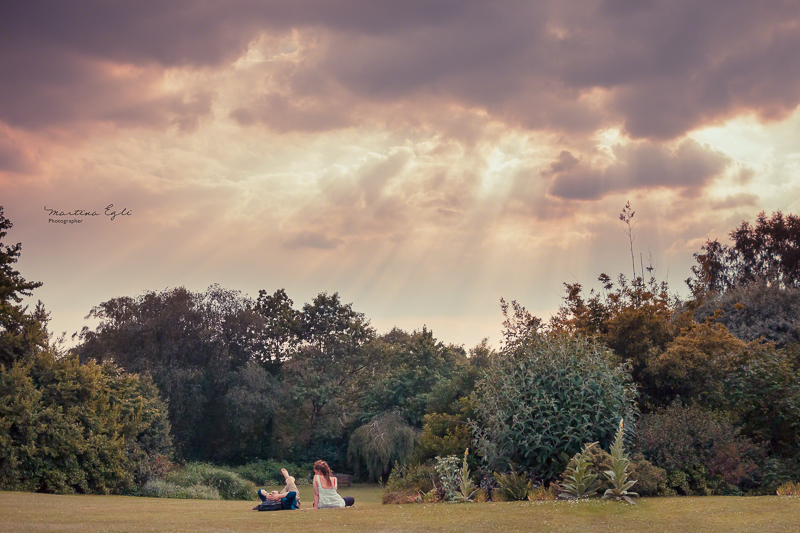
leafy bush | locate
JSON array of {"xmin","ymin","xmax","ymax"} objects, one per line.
[
  {"xmin": 559, "ymin": 443, "xmax": 604, "ymax": 499},
  {"xmin": 470, "ymin": 333, "xmax": 637, "ymax": 482},
  {"xmin": 141, "ymin": 479, "xmax": 221, "ymax": 500},
  {"xmin": 776, "ymin": 481, "xmax": 800, "ymax": 496},
  {"xmin": 527, "ymin": 485, "xmax": 555, "ymax": 501},
  {"xmin": 493, "ymin": 470, "xmax": 534, "ymax": 501},
  {"xmin": 185, "ymin": 484, "xmax": 222, "ymax": 500},
  {"xmin": 232, "ymin": 459, "xmax": 312, "ymax": 486},
  {"xmin": 760, "ymin": 455, "xmax": 800, "ymax": 494},
  {"xmin": 637, "ymin": 404, "xmax": 763, "ymax": 495},
  {"xmin": 0, "ymin": 352, "xmax": 173, "ymax": 495},
  {"xmin": 693, "ymin": 279, "xmax": 800, "ymax": 348},
  {"xmin": 165, "ymin": 463, "xmax": 254, "ymax": 500},
  {"xmin": 413, "ymin": 412, "xmax": 472, "ymax": 464},
  {"xmin": 141, "ymin": 479, "xmax": 187, "ymax": 499},
  {"xmin": 386, "ymin": 462, "xmax": 437, "ymax": 494},
  {"xmin": 601, "ymin": 420, "xmax": 638, "ymax": 504},
  {"xmin": 628, "ymin": 453, "xmax": 668, "ymax": 496},
  {"xmin": 434, "ymin": 455, "xmax": 462, "ymax": 501}
]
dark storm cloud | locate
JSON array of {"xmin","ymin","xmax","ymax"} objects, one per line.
[
  {"xmin": 547, "ymin": 139, "xmax": 731, "ymax": 200},
  {"xmin": 309, "ymin": 0, "xmax": 800, "ymax": 138},
  {"xmin": 2, "ymin": 1, "xmax": 800, "ymax": 139}
]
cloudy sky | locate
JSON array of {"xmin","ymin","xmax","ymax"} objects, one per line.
[{"xmin": 2, "ymin": 1, "xmax": 800, "ymax": 349}]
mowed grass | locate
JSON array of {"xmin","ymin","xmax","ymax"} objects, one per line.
[{"xmin": 2, "ymin": 487, "xmax": 799, "ymax": 533}]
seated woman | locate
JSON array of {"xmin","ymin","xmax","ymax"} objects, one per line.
[{"xmin": 313, "ymin": 460, "xmax": 354, "ymax": 509}]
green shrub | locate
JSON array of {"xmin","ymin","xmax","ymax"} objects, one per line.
[
  {"xmin": 637, "ymin": 403, "xmax": 763, "ymax": 495},
  {"xmin": 165, "ymin": 463, "xmax": 253, "ymax": 500},
  {"xmin": 628, "ymin": 453, "xmax": 668, "ymax": 496},
  {"xmin": 470, "ymin": 333, "xmax": 637, "ymax": 482},
  {"xmin": 141, "ymin": 479, "xmax": 187, "ymax": 499},
  {"xmin": 413, "ymin": 412, "xmax": 473, "ymax": 464},
  {"xmin": 385, "ymin": 462, "xmax": 437, "ymax": 494},
  {"xmin": 198, "ymin": 466, "xmax": 253, "ymax": 500},
  {"xmin": 434, "ymin": 455, "xmax": 462, "ymax": 501},
  {"xmin": 185, "ymin": 484, "xmax": 221, "ymax": 500},
  {"xmin": 601, "ymin": 419, "xmax": 638, "ymax": 504},
  {"xmin": 141, "ymin": 479, "xmax": 222, "ymax": 500},
  {"xmin": 494, "ymin": 470, "xmax": 534, "ymax": 501},
  {"xmin": 232, "ymin": 459, "xmax": 312, "ymax": 486},
  {"xmin": 0, "ymin": 352, "xmax": 173, "ymax": 495},
  {"xmin": 759, "ymin": 455, "xmax": 800, "ymax": 495},
  {"xmin": 559, "ymin": 442, "xmax": 604, "ymax": 499}
]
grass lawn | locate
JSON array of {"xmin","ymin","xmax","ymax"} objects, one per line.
[{"xmin": 2, "ymin": 486, "xmax": 799, "ymax": 533}]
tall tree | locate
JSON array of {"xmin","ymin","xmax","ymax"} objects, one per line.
[
  {"xmin": 359, "ymin": 327, "xmax": 467, "ymax": 428},
  {"xmin": 254, "ymin": 288, "xmax": 301, "ymax": 368},
  {"xmin": 550, "ymin": 272, "xmax": 678, "ymax": 410},
  {"xmin": 276, "ymin": 292, "xmax": 376, "ymax": 463},
  {"xmin": 74, "ymin": 285, "xmax": 280, "ymax": 462},
  {"xmin": 689, "ymin": 211, "xmax": 800, "ymax": 293},
  {"xmin": 0, "ymin": 206, "xmax": 48, "ymax": 367}
]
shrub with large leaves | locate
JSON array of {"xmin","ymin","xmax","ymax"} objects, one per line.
[{"xmin": 470, "ymin": 334, "xmax": 637, "ymax": 482}]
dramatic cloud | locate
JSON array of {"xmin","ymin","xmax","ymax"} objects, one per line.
[
  {"xmin": 2, "ymin": 1, "xmax": 799, "ymax": 348},
  {"xmin": 3, "ymin": 1, "xmax": 799, "ymax": 138},
  {"xmin": 547, "ymin": 139, "xmax": 732, "ymax": 200}
]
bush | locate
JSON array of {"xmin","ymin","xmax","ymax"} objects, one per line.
[
  {"xmin": 434, "ymin": 455, "xmax": 462, "ymax": 501},
  {"xmin": 385, "ymin": 462, "xmax": 437, "ymax": 495},
  {"xmin": 494, "ymin": 470, "xmax": 534, "ymax": 501},
  {"xmin": 559, "ymin": 443, "xmax": 606, "ymax": 499},
  {"xmin": 527, "ymin": 485, "xmax": 555, "ymax": 501},
  {"xmin": 637, "ymin": 404, "xmax": 763, "ymax": 495},
  {"xmin": 413, "ymin": 412, "xmax": 472, "ymax": 464},
  {"xmin": 628, "ymin": 453, "xmax": 668, "ymax": 496},
  {"xmin": 185, "ymin": 484, "xmax": 222, "ymax": 500},
  {"xmin": 759, "ymin": 455, "xmax": 800, "ymax": 494},
  {"xmin": 776, "ymin": 481, "xmax": 800, "ymax": 496},
  {"xmin": 470, "ymin": 333, "xmax": 637, "ymax": 482},
  {"xmin": 0, "ymin": 352, "xmax": 173, "ymax": 495},
  {"xmin": 165, "ymin": 463, "xmax": 254, "ymax": 500},
  {"xmin": 141, "ymin": 479, "xmax": 187, "ymax": 499},
  {"xmin": 232, "ymin": 459, "xmax": 312, "ymax": 486},
  {"xmin": 141, "ymin": 479, "xmax": 222, "ymax": 500}
]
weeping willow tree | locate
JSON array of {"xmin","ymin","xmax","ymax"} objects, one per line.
[{"xmin": 347, "ymin": 411, "xmax": 416, "ymax": 483}]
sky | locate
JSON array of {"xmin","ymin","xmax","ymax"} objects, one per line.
[{"xmin": 2, "ymin": 1, "xmax": 800, "ymax": 350}]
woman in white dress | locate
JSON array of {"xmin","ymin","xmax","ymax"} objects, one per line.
[{"xmin": 312, "ymin": 460, "xmax": 355, "ymax": 509}]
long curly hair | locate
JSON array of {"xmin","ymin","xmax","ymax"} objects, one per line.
[{"xmin": 314, "ymin": 460, "xmax": 333, "ymax": 485}]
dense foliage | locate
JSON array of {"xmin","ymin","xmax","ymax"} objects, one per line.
[
  {"xmin": 0, "ymin": 351, "xmax": 172, "ymax": 493},
  {"xmin": 4, "ymin": 203, "xmax": 800, "ymax": 498},
  {"xmin": 689, "ymin": 211, "xmax": 800, "ymax": 292},
  {"xmin": 0, "ymin": 206, "xmax": 47, "ymax": 368},
  {"xmin": 637, "ymin": 403, "xmax": 763, "ymax": 495},
  {"xmin": 470, "ymin": 334, "xmax": 637, "ymax": 481}
]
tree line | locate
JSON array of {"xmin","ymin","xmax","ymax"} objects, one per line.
[{"xmin": 2, "ymin": 205, "xmax": 800, "ymax": 496}]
